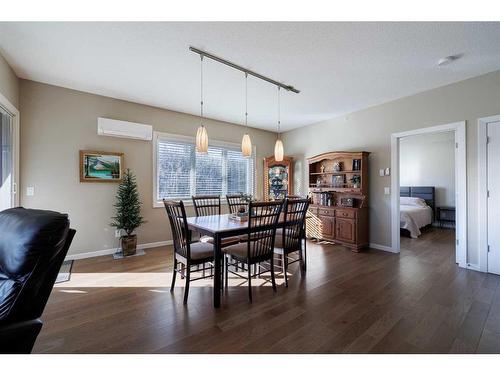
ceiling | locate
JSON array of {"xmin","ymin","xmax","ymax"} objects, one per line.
[{"xmin": 1, "ymin": 22, "xmax": 500, "ymax": 132}]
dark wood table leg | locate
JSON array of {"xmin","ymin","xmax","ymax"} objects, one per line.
[{"xmin": 213, "ymin": 233, "xmax": 221, "ymax": 308}]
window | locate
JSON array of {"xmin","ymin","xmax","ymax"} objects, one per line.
[{"xmin": 154, "ymin": 132, "xmax": 255, "ymax": 206}]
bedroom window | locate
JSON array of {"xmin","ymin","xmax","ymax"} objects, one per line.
[{"xmin": 153, "ymin": 132, "xmax": 255, "ymax": 207}]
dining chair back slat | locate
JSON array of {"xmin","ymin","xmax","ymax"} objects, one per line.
[
  {"xmin": 192, "ymin": 195, "xmax": 221, "ymax": 217},
  {"xmin": 163, "ymin": 200, "xmax": 190, "ymax": 259},
  {"xmin": 226, "ymin": 194, "xmax": 248, "ymax": 214},
  {"xmin": 282, "ymin": 198, "xmax": 309, "ymax": 252},
  {"xmin": 245, "ymin": 201, "xmax": 283, "ymax": 261}
]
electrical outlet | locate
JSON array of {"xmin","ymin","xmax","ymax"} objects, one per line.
[
  {"xmin": 379, "ymin": 169, "xmax": 385, "ymax": 177},
  {"xmin": 115, "ymin": 229, "xmax": 122, "ymax": 238},
  {"xmin": 26, "ymin": 186, "xmax": 35, "ymax": 196},
  {"xmin": 384, "ymin": 187, "xmax": 390, "ymax": 195}
]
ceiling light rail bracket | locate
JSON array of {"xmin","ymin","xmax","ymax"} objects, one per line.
[{"xmin": 189, "ymin": 46, "xmax": 300, "ymax": 94}]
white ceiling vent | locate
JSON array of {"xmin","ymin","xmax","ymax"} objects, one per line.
[{"xmin": 97, "ymin": 117, "xmax": 153, "ymax": 141}]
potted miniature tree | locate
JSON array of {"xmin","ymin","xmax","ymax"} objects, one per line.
[{"xmin": 111, "ymin": 169, "xmax": 146, "ymax": 256}]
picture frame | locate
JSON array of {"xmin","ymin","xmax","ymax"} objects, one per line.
[{"xmin": 79, "ymin": 150, "xmax": 124, "ymax": 183}]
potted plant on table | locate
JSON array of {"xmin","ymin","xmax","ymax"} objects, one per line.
[{"xmin": 111, "ymin": 169, "xmax": 146, "ymax": 256}]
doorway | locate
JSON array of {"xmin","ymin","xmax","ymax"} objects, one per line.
[
  {"xmin": 0, "ymin": 92, "xmax": 19, "ymax": 211},
  {"xmin": 478, "ymin": 115, "xmax": 500, "ymax": 274},
  {"xmin": 390, "ymin": 121, "xmax": 467, "ymax": 268}
]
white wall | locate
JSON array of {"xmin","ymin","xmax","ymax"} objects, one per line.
[
  {"xmin": 282, "ymin": 68, "xmax": 500, "ymax": 267},
  {"xmin": 400, "ymin": 131, "xmax": 455, "ymax": 208},
  {"xmin": 0, "ymin": 53, "xmax": 19, "ymax": 109}
]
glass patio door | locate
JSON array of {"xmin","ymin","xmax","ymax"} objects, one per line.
[{"xmin": 0, "ymin": 106, "xmax": 14, "ymax": 211}]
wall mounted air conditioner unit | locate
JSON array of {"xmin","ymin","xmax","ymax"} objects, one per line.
[{"xmin": 97, "ymin": 117, "xmax": 153, "ymax": 141}]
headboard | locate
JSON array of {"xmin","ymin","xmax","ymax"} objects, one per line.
[{"xmin": 400, "ymin": 186, "xmax": 435, "ymax": 212}]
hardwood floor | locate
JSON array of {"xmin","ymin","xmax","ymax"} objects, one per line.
[{"xmin": 33, "ymin": 227, "xmax": 500, "ymax": 353}]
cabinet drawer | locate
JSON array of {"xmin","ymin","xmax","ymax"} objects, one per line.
[
  {"xmin": 308, "ymin": 207, "xmax": 319, "ymax": 215},
  {"xmin": 335, "ymin": 209, "xmax": 356, "ymax": 219},
  {"xmin": 318, "ymin": 207, "xmax": 335, "ymax": 216}
]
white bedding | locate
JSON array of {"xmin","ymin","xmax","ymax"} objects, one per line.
[{"xmin": 400, "ymin": 204, "xmax": 433, "ymax": 238}]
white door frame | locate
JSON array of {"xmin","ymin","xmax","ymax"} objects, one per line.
[
  {"xmin": 477, "ymin": 115, "xmax": 500, "ymax": 273},
  {"xmin": 0, "ymin": 91, "xmax": 20, "ymax": 208},
  {"xmin": 390, "ymin": 121, "xmax": 467, "ymax": 268}
]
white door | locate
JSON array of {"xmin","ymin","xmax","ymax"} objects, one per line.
[
  {"xmin": 0, "ymin": 106, "xmax": 14, "ymax": 211},
  {"xmin": 487, "ymin": 121, "xmax": 500, "ymax": 275}
]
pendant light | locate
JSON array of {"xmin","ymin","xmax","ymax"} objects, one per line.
[
  {"xmin": 241, "ymin": 73, "xmax": 252, "ymax": 157},
  {"xmin": 274, "ymin": 87, "xmax": 284, "ymax": 162},
  {"xmin": 196, "ymin": 55, "xmax": 208, "ymax": 153}
]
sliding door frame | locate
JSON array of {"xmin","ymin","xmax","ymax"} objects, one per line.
[
  {"xmin": 390, "ymin": 121, "xmax": 467, "ymax": 268},
  {"xmin": 0, "ymin": 91, "xmax": 20, "ymax": 208}
]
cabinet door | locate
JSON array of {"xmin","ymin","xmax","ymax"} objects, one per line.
[
  {"xmin": 319, "ymin": 215, "xmax": 335, "ymax": 240},
  {"xmin": 335, "ymin": 218, "xmax": 356, "ymax": 243}
]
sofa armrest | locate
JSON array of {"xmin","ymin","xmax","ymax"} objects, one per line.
[{"xmin": 0, "ymin": 319, "xmax": 43, "ymax": 354}]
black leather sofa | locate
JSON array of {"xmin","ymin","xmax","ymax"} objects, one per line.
[{"xmin": 0, "ymin": 207, "xmax": 76, "ymax": 353}]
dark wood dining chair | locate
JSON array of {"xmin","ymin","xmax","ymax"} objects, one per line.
[
  {"xmin": 226, "ymin": 194, "xmax": 249, "ymax": 214},
  {"xmin": 192, "ymin": 195, "xmax": 240, "ymax": 248},
  {"xmin": 223, "ymin": 201, "xmax": 283, "ymax": 302},
  {"xmin": 274, "ymin": 198, "xmax": 309, "ymax": 287},
  {"xmin": 163, "ymin": 200, "xmax": 216, "ymax": 305}
]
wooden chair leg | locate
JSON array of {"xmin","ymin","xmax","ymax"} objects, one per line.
[
  {"xmin": 282, "ymin": 253, "xmax": 288, "ymax": 288},
  {"xmin": 303, "ymin": 238, "xmax": 307, "ymax": 271},
  {"xmin": 221, "ymin": 257, "xmax": 224, "ymax": 292},
  {"xmin": 299, "ymin": 247, "xmax": 306, "ymax": 276},
  {"xmin": 183, "ymin": 265, "xmax": 190, "ymax": 305},
  {"xmin": 270, "ymin": 257, "xmax": 277, "ymax": 292},
  {"xmin": 225, "ymin": 255, "xmax": 229, "ymax": 288},
  {"xmin": 247, "ymin": 262, "xmax": 252, "ymax": 303},
  {"xmin": 170, "ymin": 258, "xmax": 177, "ymax": 292}
]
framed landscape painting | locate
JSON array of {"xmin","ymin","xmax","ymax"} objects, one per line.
[{"xmin": 79, "ymin": 150, "xmax": 124, "ymax": 183}]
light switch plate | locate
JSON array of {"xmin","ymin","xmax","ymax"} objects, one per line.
[
  {"xmin": 115, "ymin": 229, "xmax": 122, "ymax": 238},
  {"xmin": 385, "ymin": 167, "xmax": 391, "ymax": 176},
  {"xmin": 26, "ymin": 186, "xmax": 35, "ymax": 196},
  {"xmin": 384, "ymin": 187, "xmax": 390, "ymax": 195},
  {"xmin": 379, "ymin": 169, "xmax": 385, "ymax": 177}
]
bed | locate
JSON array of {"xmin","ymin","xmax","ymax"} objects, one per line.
[{"xmin": 400, "ymin": 186, "xmax": 434, "ymax": 238}]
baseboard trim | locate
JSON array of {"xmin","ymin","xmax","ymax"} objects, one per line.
[
  {"xmin": 369, "ymin": 243, "xmax": 398, "ymax": 253},
  {"xmin": 466, "ymin": 263, "xmax": 481, "ymax": 272},
  {"xmin": 65, "ymin": 240, "xmax": 173, "ymax": 261}
]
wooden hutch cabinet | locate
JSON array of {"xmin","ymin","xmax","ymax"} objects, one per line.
[
  {"xmin": 307, "ymin": 151, "xmax": 369, "ymax": 251},
  {"xmin": 264, "ymin": 156, "xmax": 293, "ymax": 201}
]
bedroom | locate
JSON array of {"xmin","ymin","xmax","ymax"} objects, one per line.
[{"xmin": 399, "ymin": 131, "xmax": 456, "ymax": 259}]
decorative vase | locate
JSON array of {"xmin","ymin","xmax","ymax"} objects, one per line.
[{"xmin": 121, "ymin": 235, "xmax": 137, "ymax": 256}]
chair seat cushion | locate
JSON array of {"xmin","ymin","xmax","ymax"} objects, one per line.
[
  {"xmin": 222, "ymin": 242, "xmax": 248, "ymax": 259},
  {"xmin": 200, "ymin": 235, "xmax": 240, "ymax": 247},
  {"xmin": 187, "ymin": 241, "xmax": 214, "ymax": 260}
]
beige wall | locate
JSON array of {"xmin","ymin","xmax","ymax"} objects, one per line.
[
  {"xmin": 282, "ymin": 69, "xmax": 500, "ymax": 266},
  {"xmin": 400, "ymin": 131, "xmax": 455, "ymax": 208},
  {"xmin": 0, "ymin": 52, "xmax": 19, "ymax": 108},
  {"xmin": 19, "ymin": 80, "xmax": 277, "ymax": 256}
]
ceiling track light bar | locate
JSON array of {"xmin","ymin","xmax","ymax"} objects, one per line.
[{"xmin": 189, "ymin": 46, "xmax": 300, "ymax": 94}]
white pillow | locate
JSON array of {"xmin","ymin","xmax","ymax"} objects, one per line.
[{"xmin": 400, "ymin": 196, "xmax": 427, "ymax": 207}]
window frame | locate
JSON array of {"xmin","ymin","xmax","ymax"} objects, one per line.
[{"xmin": 152, "ymin": 131, "xmax": 256, "ymax": 208}]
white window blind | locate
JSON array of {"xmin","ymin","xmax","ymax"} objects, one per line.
[{"xmin": 155, "ymin": 133, "xmax": 255, "ymax": 204}]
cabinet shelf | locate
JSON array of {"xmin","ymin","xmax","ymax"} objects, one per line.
[
  {"xmin": 310, "ymin": 170, "xmax": 361, "ymax": 175},
  {"xmin": 307, "ymin": 151, "xmax": 370, "ymax": 251}
]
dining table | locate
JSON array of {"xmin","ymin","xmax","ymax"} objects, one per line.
[
  {"xmin": 186, "ymin": 213, "xmax": 308, "ymax": 308},
  {"xmin": 186, "ymin": 213, "xmax": 254, "ymax": 308}
]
